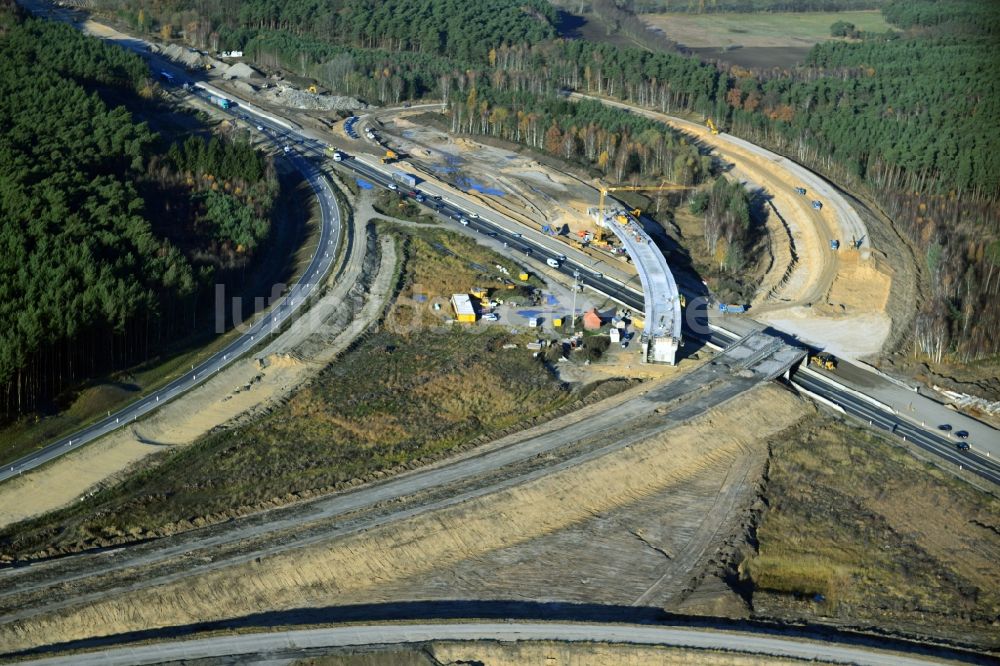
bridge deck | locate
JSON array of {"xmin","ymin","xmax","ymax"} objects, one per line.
[{"xmin": 599, "ymin": 209, "xmax": 682, "ymax": 364}]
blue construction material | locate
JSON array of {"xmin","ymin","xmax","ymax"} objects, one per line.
[{"xmin": 456, "ymin": 177, "xmax": 504, "ymax": 196}]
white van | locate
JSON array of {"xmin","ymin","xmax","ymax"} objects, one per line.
[{"xmin": 546, "ymin": 258, "xmax": 560, "ymax": 268}]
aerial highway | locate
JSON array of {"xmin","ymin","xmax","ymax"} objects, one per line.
[
  {"xmin": 318, "ymin": 143, "xmax": 1000, "ymax": 485},
  {"xmin": 698, "ymin": 324, "xmax": 1000, "ymax": 485},
  {"xmin": 14, "ymin": 622, "xmax": 976, "ymax": 666},
  {"xmin": 8, "ymin": 0, "xmax": 998, "ymax": 491}
]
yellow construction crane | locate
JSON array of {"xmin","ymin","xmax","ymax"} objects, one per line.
[
  {"xmin": 706, "ymin": 117, "xmax": 720, "ymax": 134},
  {"xmin": 596, "ymin": 183, "xmax": 690, "ymax": 241}
]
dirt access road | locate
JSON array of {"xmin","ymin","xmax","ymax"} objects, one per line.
[
  {"xmin": 14, "ymin": 622, "xmax": 968, "ymax": 666},
  {"xmin": 570, "ymin": 93, "xmax": 896, "ymax": 359}
]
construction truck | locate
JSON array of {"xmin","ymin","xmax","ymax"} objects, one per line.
[
  {"xmin": 381, "ymin": 149, "xmax": 399, "ymax": 164},
  {"xmin": 208, "ymin": 94, "xmax": 232, "ymax": 110},
  {"xmin": 307, "ymin": 84, "xmax": 318, "ymax": 94},
  {"xmin": 810, "ymin": 353, "xmax": 837, "ymax": 371},
  {"xmin": 391, "ymin": 171, "xmax": 417, "ymax": 188}
]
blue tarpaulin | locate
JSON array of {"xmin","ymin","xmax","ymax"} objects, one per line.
[{"xmin": 456, "ymin": 177, "xmax": 504, "ymax": 196}]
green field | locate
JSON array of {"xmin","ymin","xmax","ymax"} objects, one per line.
[{"xmin": 644, "ymin": 10, "xmax": 890, "ymax": 48}]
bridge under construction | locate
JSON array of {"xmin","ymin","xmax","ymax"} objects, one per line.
[{"xmin": 591, "ymin": 204, "xmax": 683, "ymax": 365}]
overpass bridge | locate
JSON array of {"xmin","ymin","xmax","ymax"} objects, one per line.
[{"xmin": 591, "ymin": 205, "xmax": 682, "ymax": 364}]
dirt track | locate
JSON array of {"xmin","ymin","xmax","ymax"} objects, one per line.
[{"xmin": 569, "ymin": 93, "xmax": 896, "ymax": 360}]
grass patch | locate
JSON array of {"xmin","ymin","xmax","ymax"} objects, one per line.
[
  {"xmin": 744, "ymin": 415, "xmax": 1000, "ymax": 646},
  {"xmin": 381, "ymin": 221, "xmax": 540, "ymax": 314},
  {"xmin": 643, "ymin": 11, "xmax": 891, "ymax": 49},
  {"xmin": 372, "ymin": 189, "xmax": 439, "ymax": 225}
]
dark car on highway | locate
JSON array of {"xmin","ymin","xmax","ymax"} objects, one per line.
[
  {"xmin": 938, "ymin": 423, "xmax": 952, "ymax": 431},
  {"xmin": 956, "ymin": 441, "xmax": 971, "ymax": 451},
  {"xmin": 956, "ymin": 430, "xmax": 969, "ymax": 439}
]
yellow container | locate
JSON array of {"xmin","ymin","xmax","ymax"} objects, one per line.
[
  {"xmin": 518, "ymin": 272, "xmax": 529, "ymax": 281},
  {"xmin": 553, "ymin": 318, "xmax": 563, "ymax": 327}
]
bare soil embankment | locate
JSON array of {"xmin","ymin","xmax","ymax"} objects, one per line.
[
  {"xmin": 0, "ymin": 384, "xmax": 810, "ymax": 654},
  {"xmin": 295, "ymin": 641, "xmax": 833, "ymax": 665},
  {"xmin": 570, "ymin": 94, "xmax": 901, "ymax": 360}
]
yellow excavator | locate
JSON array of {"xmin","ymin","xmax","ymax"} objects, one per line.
[
  {"xmin": 706, "ymin": 117, "xmax": 720, "ymax": 135},
  {"xmin": 810, "ymin": 353, "xmax": 837, "ymax": 371},
  {"xmin": 307, "ymin": 84, "xmax": 318, "ymax": 94},
  {"xmin": 381, "ymin": 149, "xmax": 399, "ymax": 164}
]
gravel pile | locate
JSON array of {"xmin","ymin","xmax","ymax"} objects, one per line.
[
  {"xmin": 230, "ymin": 80, "xmax": 257, "ymax": 96},
  {"xmin": 257, "ymin": 85, "xmax": 368, "ymax": 111},
  {"xmin": 151, "ymin": 43, "xmax": 203, "ymax": 69},
  {"xmin": 223, "ymin": 62, "xmax": 261, "ymax": 80}
]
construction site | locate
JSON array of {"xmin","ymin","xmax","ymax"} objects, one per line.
[{"xmin": 1, "ymin": 4, "xmax": 998, "ymax": 665}]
